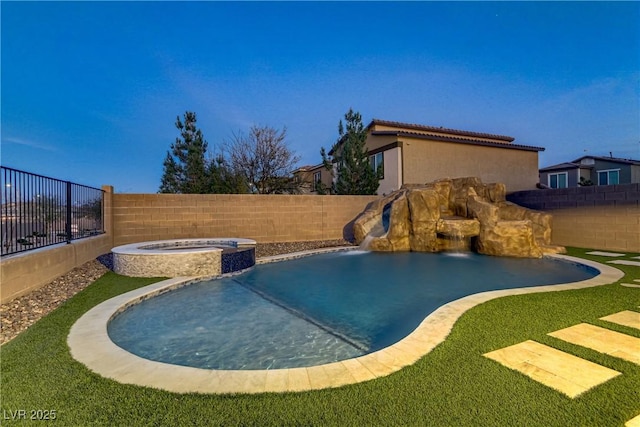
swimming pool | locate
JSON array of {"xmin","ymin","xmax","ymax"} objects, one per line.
[{"xmin": 107, "ymin": 250, "xmax": 597, "ymax": 370}]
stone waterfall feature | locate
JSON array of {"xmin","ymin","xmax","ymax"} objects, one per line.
[{"xmin": 353, "ymin": 177, "xmax": 565, "ymax": 258}]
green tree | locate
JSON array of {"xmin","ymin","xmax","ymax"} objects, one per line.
[
  {"xmin": 207, "ymin": 154, "xmax": 248, "ymax": 194},
  {"xmin": 160, "ymin": 112, "xmax": 248, "ymax": 194},
  {"xmin": 321, "ymin": 108, "xmax": 380, "ymax": 195},
  {"xmin": 160, "ymin": 112, "xmax": 209, "ymax": 194}
]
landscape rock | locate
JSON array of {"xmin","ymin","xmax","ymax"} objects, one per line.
[{"xmin": 354, "ymin": 177, "xmax": 563, "ymax": 258}]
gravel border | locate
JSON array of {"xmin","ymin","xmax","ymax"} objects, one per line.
[{"xmin": 0, "ymin": 240, "xmax": 352, "ymax": 345}]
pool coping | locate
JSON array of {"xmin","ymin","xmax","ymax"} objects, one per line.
[
  {"xmin": 111, "ymin": 238, "xmax": 257, "ymax": 255},
  {"xmin": 67, "ymin": 250, "xmax": 625, "ymax": 395},
  {"xmin": 111, "ymin": 238, "xmax": 257, "ymax": 278}
]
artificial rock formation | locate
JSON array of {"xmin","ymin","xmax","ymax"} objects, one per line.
[{"xmin": 353, "ymin": 177, "xmax": 565, "ymax": 258}]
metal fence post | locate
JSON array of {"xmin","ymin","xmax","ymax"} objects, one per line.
[{"xmin": 66, "ymin": 181, "xmax": 72, "ymax": 244}]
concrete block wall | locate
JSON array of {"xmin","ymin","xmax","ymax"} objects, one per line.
[
  {"xmin": 551, "ymin": 205, "xmax": 639, "ymax": 252},
  {"xmin": 0, "ymin": 234, "xmax": 112, "ymax": 304},
  {"xmin": 507, "ymin": 184, "xmax": 639, "ymax": 252},
  {"xmin": 1, "ymin": 186, "xmax": 114, "ymax": 304},
  {"xmin": 112, "ymin": 194, "xmax": 378, "ymax": 247}
]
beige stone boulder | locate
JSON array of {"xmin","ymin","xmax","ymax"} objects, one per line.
[
  {"xmin": 476, "ymin": 220, "xmax": 543, "ymax": 258},
  {"xmin": 467, "ymin": 195, "xmax": 500, "ymax": 224},
  {"xmin": 352, "ymin": 176, "xmax": 563, "ymax": 258},
  {"xmin": 436, "ymin": 218, "xmax": 480, "ymax": 237},
  {"xmin": 407, "ymin": 188, "xmax": 440, "ymax": 252},
  {"xmin": 409, "ymin": 221, "xmax": 439, "ymax": 252},
  {"xmin": 384, "ymin": 193, "xmax": 411, "ymax": 251},
  {"xmin": 353, "ymin": 192, "xmax": 400, "ymax": 244},
  {"xmin": 368, "ymin": 237, "xmax": 393, "ymax": 251},
  {"xmin": 431, "ymin": 179, "xmax": 453, "ymax": 215},
  {"xmin": 498, "ymin": 202, "xmax": 553, "ymax": 245},
  {"xmin": 486, "ymin": 182, "xmax": 506, "ymax": 203},
  {"xmin": 353, "ymin": 209, "xmax": 380, "ymax": 244},
  {"xmin": 407, "ymin": 188, "xmax": 440, "ymax": 222}
]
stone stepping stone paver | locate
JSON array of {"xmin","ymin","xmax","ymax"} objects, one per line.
[
  {"xmin": 621, "ymin": 283, "xmax": 640, "ymax": 288},
  {"xmin": 483, "ymin": 340, "xmax": 620, "ymax": 398},
  {"xmin": 626, "ymin": 413, "xmax": 640, "ymax": 427},
  {"xmin": 607, "ymin": 260, "xmax": 640, "ymax": 267},
  {"xmin": 600, "ymin": 311, "xmax": 640, "ymax": 330},
  {"xmin": 587, "ymin": 251, "xmax": 627, "ymax": 257},
  {"xmin": 549, "ymin": 323, "xmax": 640, "ymax": 365}
]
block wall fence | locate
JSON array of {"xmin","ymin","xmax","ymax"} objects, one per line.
[
  {"xmin": 507, "ymin": 183, "xmax": 640, "ymax": 253},
  {"xmin": 2, "ymin": 184, "xmax": 638, "ymax": 304},
  {"xmin": 111, "ymin": 193, "xmax": 379, "ymax": 246}
]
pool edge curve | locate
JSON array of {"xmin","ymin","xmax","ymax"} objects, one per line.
[{"xmin": 67, "ymin": 252, "xmax": 625, "ymax": 395}]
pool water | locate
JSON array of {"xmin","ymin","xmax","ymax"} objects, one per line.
[{"xmin": 107, "ymin": 251, "xmax": 596, "ymax": 370}]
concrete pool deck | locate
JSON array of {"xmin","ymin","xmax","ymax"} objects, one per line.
[{"xmin": 68, "ymin": 250, "xmax": 625, "ymax": 395}]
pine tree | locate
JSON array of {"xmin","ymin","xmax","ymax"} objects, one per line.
[
  {"xmin": 159, "ymin": 152, "xmax": 182, "ymax": 193},
  {"xmin": 207, "ymin": 155, "xmax": 248, "ymax": 194},
  {"xmin": 159, "ymin": 112, "xmax": 211, "ymax": 194},
  {"xmin": 321, "ymin": 109, "xmax": 380, "ymax": 195}
]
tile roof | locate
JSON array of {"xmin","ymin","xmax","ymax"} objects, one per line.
[
  {"xmin": 571, "ymin": 155, "xmax": 640, "ymax": 166},
  {"xmin": 371, "ymin": 129, "xmax": 544, "ymax": 152},
  {"xmin": 329, "ymin": 118, "xmax": 543, "ymax": 155},
  {"xmin": 540, "ymin": 155, "xmax": 640, "ymax": 172},
  {"xmin": 368, "ymin": 119, "xmax": 516, "ymax": 143},
  {"xmin": 291, "ymin": 164, "xmax": 324, "ymax": 174},
  {"xmin": 539, "ymin": 162, "xmax": 580, "ymax": 172}
]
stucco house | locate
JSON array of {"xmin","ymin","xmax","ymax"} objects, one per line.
[
  {"xmin": 292, "ymin": 164, "xmax": 333, "ymax": 194},
  {"xmin": 539, "ymin": 155, "xmax": 640, "ymax": 188},
  {"xmin": 328, "ymin": 119, "xmax": 544, "ymax": 195}
]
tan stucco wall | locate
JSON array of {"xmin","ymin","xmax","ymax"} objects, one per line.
[
  {"xmin": 365, "ymin": 133, "xmax": 399, "ymax": 152},
  {"xmin": 551, "ymin": 205, "xmax": 640, "ymax": 252},
  {"xmin": 401, "ymin": 137, "xmax": 540, "ymax": 192},
  {"xmin": 378, "ymin": 147, "xmax": 402, "ymax": 195},
  {"xmin": 112, "ymin": 194, "xmax": 378, "ymax": 246}
]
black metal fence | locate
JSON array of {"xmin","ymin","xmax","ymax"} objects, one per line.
[{"xmin": 0, "ymin": 166, "xmax": 105, "ymax": 257}]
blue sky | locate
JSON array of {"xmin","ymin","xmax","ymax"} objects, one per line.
[{"xmin": 2, "ymin": 1, "xmax": 639, "ymax": 193}]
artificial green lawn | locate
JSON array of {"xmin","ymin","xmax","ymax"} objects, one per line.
[{"xmin": 1, "ymin": 248, "xmax": 639, "ymax": 426}]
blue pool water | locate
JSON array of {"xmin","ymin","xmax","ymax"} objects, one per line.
[{"xmin": 107, "ymin": 251, "xmax": 596, "ymax": 370}]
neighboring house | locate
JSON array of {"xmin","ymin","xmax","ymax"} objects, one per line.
[
  {"xmin": 329, "ymin": 119, "xmax": 545, "ymax": 195},
  {"xmin": 292, "ymin": 164, "xmax": 333, "ymax": 194},
  {"xmin": 539, "ymin": 155, "xmax": 640, "ymax": 188}
]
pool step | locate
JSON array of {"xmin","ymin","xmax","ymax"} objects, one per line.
[{"xmin": 232, "ymin": 278, "xmax": 370, "ymax": 352}]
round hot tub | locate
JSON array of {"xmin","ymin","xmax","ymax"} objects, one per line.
[{"xmin": 111, "ymin": 238, "xmax": 256, "ymax": 278}]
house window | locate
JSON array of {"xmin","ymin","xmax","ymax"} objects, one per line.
[
  {"xmin": 369, "ymin": 152, "xmax": 384, "ymax": 178},
  {"xmin": 313, "ymin": 171, "xmax": 321, "ymax": 191},
  {"xmin": 548, "ymin": 172, "xmax": 568, "ymax": 189},
  {"xmin": 597, "ymin": 169, "xmax": 620, "ymax": 185}
]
